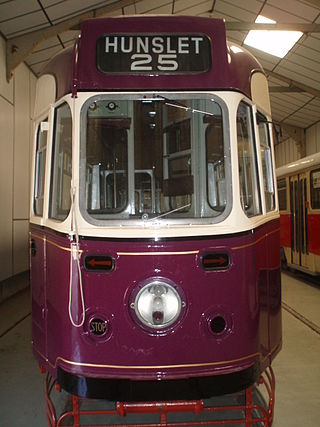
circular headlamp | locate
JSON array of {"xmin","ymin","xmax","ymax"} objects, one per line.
[{"xmin": 132, "ymin": 280, "xmax": 182, "ymax": 330}]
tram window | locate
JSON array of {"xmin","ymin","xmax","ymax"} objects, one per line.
[
  {"xmin": 86, "ymin": 116, "xmax": 129, "ymax": 214},
  {"xmin": 49, "ymin": 103, "xmax": 72, "ymax": 221},
  {"xmin": 81, "ymin": 96, "xmax": 229, "ymax": 221},
  {"xmin": 237, "ymin": 102, "xmax": 261, "ymax": 217},
  {"xmin": 311, "ymin": 169, "xmax": 320, "ymax": 209},
  {"xmin": 34, "ymin": 119, "xmax": 48, "ymax": 216},
  {"xmin": 206, "ymin": 116, "xmax": 225, "ymax": 211},
  {"xmin": 257, "ymin": 112, "xmax": 275, "ymax": 212},
  {"xmin": 277, "ymin": 178, "xmax": 287, "ymax": 211}
]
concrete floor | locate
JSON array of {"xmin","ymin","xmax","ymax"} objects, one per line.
[{"xmin": 0, "ymin": 272, "xmax": 320, "ymax": 426}]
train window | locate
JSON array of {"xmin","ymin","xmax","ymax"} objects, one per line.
[
  {"xmin": 257, "ymin": 112, "xmax": 275, "ymax": 212},
  {"xmin": 206, "ymin": 116, "xmax": 225, "ymax": 211},
  {"xmin": 49, "ymin": 103, "xmax": 72, "ymax": 221},
  {"xmin": 34, "ymin": 119, "xmax": 48, "ymax": 216},
  {"xmin": 237, "ymin": 102, "xmax": 261, "ymax": 217},
  {"xmin": 85, "ymin": 110, "xmax": 129, "ymax": 214},
  {"xmin": 80, "ymin": 95, "xmax": 229, "ymax": 222},
  {"xmin": 277, "ymin": 178, "xmax": 287, "ymax": 211},
  {"xmin": 311, "ymin": 169, "xmax": 320, "ymax": 209}
]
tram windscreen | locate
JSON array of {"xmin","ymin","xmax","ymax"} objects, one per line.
[{"xmin": 80, "ymin": 95, "xmax": 229, "ymax": 222}]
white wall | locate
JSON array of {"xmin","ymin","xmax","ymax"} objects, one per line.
[
  {"xmin": 0, "ymin": 35, "xmax": 36, "ymax": 282},
  {"xmin": 274, "ymin": 137, "xmax": 300, "ymax": 168},
  {"xmin": 275, "ymin": 121, "xmax": 320, "ymax": 168},
  {"xmin": 275, "ymin": 122, "xmax": 320, "ymax": 167}
]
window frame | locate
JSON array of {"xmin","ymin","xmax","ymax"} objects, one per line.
[
  {"xmin": 236, "ymin": 101, "xmax": 262, "ymax": 218},
  {"xmin": 310, "ymin": 168, "xmax": 320, "ymax": 210},
  {"xmin": 277, "ymin": 177, "xmax": 287, "ymax": 211},
  {"xmin": 33, "ymin": 118, "xmax": 48, "ymax": 217},
  {"xmin": 256, "ymin": 111, "xmax": 276, "ymax": 213},
  {"xmin": 49, "ymin": 101, "xmax": 73, "ymax": 222},
  {"xmin": 79, "ymin": 92, "xmax": 232, "ymax": 226},
  {"xmin": 205, "ymin": 115, "xmax": 226, "ymax": 212}
]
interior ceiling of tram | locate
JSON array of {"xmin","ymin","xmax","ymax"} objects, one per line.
[{"xmin": 1, "ymin": 0, "xmax": 320, "ymax": 146}]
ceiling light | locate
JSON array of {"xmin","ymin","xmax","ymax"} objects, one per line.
[{"xmin": 244, "ymin": 15, "xmax": 303, "ymax": 58}]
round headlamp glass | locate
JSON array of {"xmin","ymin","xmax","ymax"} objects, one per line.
[{"xmin": 134, "ymin": 281, "xmax": 182, "ymax": 329}]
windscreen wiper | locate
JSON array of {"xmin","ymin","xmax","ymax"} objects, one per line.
[
  {"xmin": 153, "ymin": 95, "xmax": 215, "ymax": 117},
  {"xmin": 142, "ymin": 203, "xmax": 191, "ymax": 222}
]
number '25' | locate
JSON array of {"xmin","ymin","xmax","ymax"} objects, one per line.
[{"xmin": 131, "ymin": 54, "xmax": 178, "ymax": 71}]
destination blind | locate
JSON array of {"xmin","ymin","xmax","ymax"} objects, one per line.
[{"xmin": 96, "ymin": 34, "xmax": 211, "ymax": 74}]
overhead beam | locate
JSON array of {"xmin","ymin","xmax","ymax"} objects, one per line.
[
  {"xmin": 6, "ymin": 0, "xmax": 142, "ymax": 80},
  {"xmin": 301, "ymin": 0, "xmax": 320, "ymax": 9},
  {"xmin": 225, "ymin": 22, "xmax": 320, "ymax": 32},
  {"xmin": 265, "ymin": 69, "xmax": 320, "ymax": 98},
  {"xmin": 269, "ymin": 86, "xmax": 304, "ymax": 93}
]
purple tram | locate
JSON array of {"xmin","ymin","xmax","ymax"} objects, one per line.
[{"xmin": 30, "ymin": 16, "xmax": 281, "ymax": 401}]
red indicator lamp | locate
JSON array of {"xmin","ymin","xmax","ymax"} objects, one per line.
[
  {"xmin": 84, "ymin": 255, "xmax": 114, "ymax": 271},
  {"xmin": 201, "ymin": 253, "xmax": 229, "ymax": 270}
]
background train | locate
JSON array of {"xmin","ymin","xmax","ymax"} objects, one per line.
[
  {"xmin": 29, "ymin": 15, "xmax": 282, "ymax": 401},
  {"xmin": 277, "ymin": 152, "xmax": 320, "ymax": 276}
]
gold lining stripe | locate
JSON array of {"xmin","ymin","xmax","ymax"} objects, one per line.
[
  {"xmin": 31, "ymin": 227, "xmax": 280, "ymax": 255},
  {"xmin": 47, "ymin": 240, "xmax": 75, "ymax": 253},
  {"xmin": 33, "ymin": 343, "xmax": 280, "ymax": 372},
  {"xmin": 54, "ymin": 353, "xmax": 259, "ymax": 370},
  {"xmin": 231, "ymin": 228, "xmax": 280, "ymax": 251},
  {"xmin": 117, "ymin": 250, "xmax": 199, "ymax": 256},
  {"xmin": 30, "ymin": 232, "xmax": 83, "ymax": 253},
  {"xmin": 30, "ymin": 232, "xmax": 45, "ymax": 241}
]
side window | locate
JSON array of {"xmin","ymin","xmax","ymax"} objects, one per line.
[
  {"xmin": 311, "ymin": 169, "xmax": 320, "ymax": 209},
  {"xmin": 206, "ymin": 113, "xmax": 225, "ymax": 212},
  {"xmin": 257, "ymin": 112, "xmax": 275, "ymax": 212},
  {"xmin": 237, "ymin": 102, "xmax": 261, "ymax": 217},
  {"xmin": 277, "ymin": 178, "xmax": 287, "ymax": 211},
  {"xmin": 49, "ymin": 103, "xmax": 72, "ymax": 221},
  {"xmin": 34, "ymin": 119, "xmax": 48, "ymax": 216}
]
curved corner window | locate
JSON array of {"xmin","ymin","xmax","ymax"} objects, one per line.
[
  {"xmin": 237, "ymin": 102, "xmax": 261, "ymax": 217},
  {"xmin": 257, "ymin": 112, "xmax": 275, "ymax": 212},
  {"xmin": 206, "ymin": 115, "xmax": 225, "ymax": 211},
  {"xmin": 49, "ymin": 102, "xmax": 72, "ymax": 221},
  {"xmin": 34, "ymin": 119, "xmax": 48, "ymax": 216},
  {"xmin": 80, "ymin": 94, "xmax": 230, "ymax": 224}
]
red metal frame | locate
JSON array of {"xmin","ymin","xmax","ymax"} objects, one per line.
[{"xmin": 43, "ymin": 367, "xmax": 275, "ymax": 427}]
